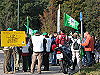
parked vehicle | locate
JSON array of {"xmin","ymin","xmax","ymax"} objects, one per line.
[{"xmin": 55, "ymin": 43, "xmax": 73, "ymax": 74}]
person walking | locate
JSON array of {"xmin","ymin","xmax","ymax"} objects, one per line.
[
  {"xmin": 81, "ymin": 32, "xmax": 95, "ymax": 67},
  {"xmin": 30, "ymin": 30, "xmax": 45, "ymax": 74}
]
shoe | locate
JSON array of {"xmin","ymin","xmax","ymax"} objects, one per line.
[
  {"xmin": 83, "ymin": 65, "xmax": 87, "ymax": 67},
  {"xmin": 51, "ymin": 64, "xmax": 57, "ymax": 66},
  {"xmin": 30, "ymin": 72, "xmax": 34, "ymax": 74},
  {"xmin": 37, "ymin": 72, "xmax": 41, "ymax": 74},
  {"xmin": 16, "ymin": 67, "xmax": 19, "ymax": 71},
  {"xmin": 23, "ymin": 70, "xmax": 27, "ymax": 72},
  {"xmin": 8, "ymin": 72, "xmax": 14, "ymax": 74},
  {"xmin": 70, "ymin": 65, "xmax": 75, "ymax": 70},
  {"xmin": 5, "ymin": 72, "xmax": 8, "ymax": 74},
  {"xmin": 30, "ymin": 70, "xmax": 34, "ymax": 74},
  {"xmin": 42, "ymin": 69, "xmax": 49, "ymax": 71}
]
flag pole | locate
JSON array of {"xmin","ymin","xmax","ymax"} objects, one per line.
[
  {"xmin": 27, "ymin": 16, "xmax": 29, "ymax": 33},
  {"xmin": 80, "ymin": 12, "xmax": 83, "ymax": 40},
  {"xmin": 57, "ymin": 4, "xmax": 60, "ymax": 33},
  {"xmin": 81, "ymin": 20, "xmax": 83, "ymax": 38},
  {"xmin": 17, "ymin": 0, "xmax": 19, "ymax": 30}
]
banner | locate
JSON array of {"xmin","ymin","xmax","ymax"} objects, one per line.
[{"xmin": 1, "ymin": 31, "xmax": 26, "ymax": 47}]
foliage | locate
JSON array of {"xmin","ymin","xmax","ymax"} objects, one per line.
[
  {"xmin": 83, "ymin": 0, "xmax": 100, "ymax": 38},
  {"xmin": 0, "ymin": 0, "xmax": 49, "ymax": 31},
  {"xmin": 0, "ymin": 0, "xmax": 99, "ymax": 38},
  {"xmin": 0, "ymin": 0, "xmax": 17, "ymax": 30},
  {"xmin": 39, "ymin": 0, "xmax": 57, "ymax": 33},
  {"xmin": 19, "ymin": 0, "xmax": 49, "ymax": 31},
  {"xmin": 60, "ymin": 0, "xmax": 100, "ymax": 37},
  {"xmin": 60, "ymin": 0, "xmax": 86, "ymax": 34}
]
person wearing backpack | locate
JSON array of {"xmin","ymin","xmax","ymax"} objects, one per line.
[
  {"xmin": 56, "ymin": 30, "xmax": 68, "ymax": 47},
  {"xmin": 71, "ymin": 32, "xmax": 81, "ymax": 70}
]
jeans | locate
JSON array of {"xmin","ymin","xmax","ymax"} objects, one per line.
[
  {"xmin": 22, "ymin": 56, "xmax": 30, "ymax": 71},
  {"xmin": 85, "ymin": 51, "xmax": 92, "ymax": 66},
  {"xmin": 95, "ymin": 51, "xmax": 100, "ymax": 63},
  {"xmin": 51, "ymin": 51, "xmax": 57, "ymax": 65},
  {"xmin": 10, "ymin": 55, "xmax": 14, "ymax": 71},
  {"xmin": 43, "ymin": 52, "xmax": 49, "ymax": 70},
  {"xmin": 82, "ymin": 55, "xmax": 87, "ymax": 66}
]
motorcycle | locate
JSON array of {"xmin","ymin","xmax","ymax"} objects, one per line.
[{"xmin": 55, "ymin": 43, "xmax": 73, "ymax": 74}]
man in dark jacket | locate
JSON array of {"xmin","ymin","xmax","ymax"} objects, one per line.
[{"xmin": 42, "ymin": 32, "xmax": 52, "ymax": 71}]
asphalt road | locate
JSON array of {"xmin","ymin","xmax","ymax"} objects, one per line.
[
  {"xmin": 0, "ymin": 52, "xmax": 64, "ymax": 75},
  {"xmin": 0, "ymin": 51, "xmax": 79, "ymax": 75}
]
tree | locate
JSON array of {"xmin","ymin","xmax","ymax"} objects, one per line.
[
  {"xmin": 0, "ymin": 0, "xmax": 49, "ymax": 31},
  {"xmin": 39, "ymin": 0, "xmax": 57, "ymax": 33},
  {"xmin": 19, "ymin": 0, "xmax": 49, "ymax": 31},
  {"xmin": 59, "ymin": 0, "xmax": 99, "ymax": 37},
  {"xmin": 0, "ymin": 0, "xmax": 17, "ymax": 30},
  {"xmin": 83, "ymin": 0, "xmax": 100, "ymax": 37},
  {"xmin": 60, "ymin": 0, "xmax": 86, "ymax": 34},
  {"xmin": 0, "ymin": 0, "xmax": 99, "ymax": 38}
]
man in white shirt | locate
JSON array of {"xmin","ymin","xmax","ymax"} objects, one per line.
[{"xmin": 31, "ymin": 31, "xmax": 44, "ymax": 74}]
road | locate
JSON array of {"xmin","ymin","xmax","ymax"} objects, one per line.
[
  {"xmin": 0, "ymin": 51, "xmax": 64, "ymax": 75},
  {"xmin": 0, "ymin": 51, "xmax": 79, "ymax": 75}
]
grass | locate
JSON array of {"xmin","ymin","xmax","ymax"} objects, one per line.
[{"xmin": 75, "ymin": 63, "xmax": 100, "ymax": 75}]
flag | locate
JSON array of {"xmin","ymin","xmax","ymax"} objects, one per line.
[
  {"xmin": 24, "ymin": 24, "xmax": 34, "ymax": 35},
  {"xmin": 29, "ymin": 28, "xmax": 34, "ymax": 35},
  {"xmin": 64, "ymin": 13, "xmax": 79, "ymax": 30}
]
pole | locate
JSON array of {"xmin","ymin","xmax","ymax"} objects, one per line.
[
  {"xmin": 17, "ymin": 0, "xmax": 19, "ymax": 29},
  {"xmin": 81, "ymin": 21, "xmax": 83, "ymax": 39},
  {"xmin": 57, "ymin": 4, "xmax": 60, "ymax": 33},
  {"xmin": 80, "ymin": 12, "xmax": 83, "ymax": 41},
  {"xmin": 14, "ymin": 47, "xmax": 16, "ymax": 73},
  {"xmin": 27, "ymin": 16, "xmax": 29, "ymax": 33}
]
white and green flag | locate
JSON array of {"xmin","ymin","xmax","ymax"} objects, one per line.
[
  {"xmin": 24, "ymin": 24, "xmax": 34, "ymax": 35},
  {"xmin": 64, "ymin": 13, "xmax": 79, "ymax": 30}
]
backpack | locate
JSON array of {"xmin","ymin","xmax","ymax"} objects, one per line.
[
  {"xmin": 59, "ymin": 35, "xmax": 66, "ymax": 45},
  {"xmin": 73, "ymin": 39, "xmax": 80, "ymax": 50}
]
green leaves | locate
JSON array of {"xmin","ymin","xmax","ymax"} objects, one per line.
[
  {"xmin": 0, "ymin": 0, "xmax": 49, "ymax": 30},
  {"xmin": 83, "ymin": 0, "xmax": 100, "ymax": 37},
  {"xmin": 0, "ymin": 0, "xmax": 17, "ymax": 29},
  {"xmin": 0, "ymin": 0, "xmax": 99, "ymax": 38},
  {"xmin": 59, "ymin": 0, "xmax": 100, "ymax": 37}
]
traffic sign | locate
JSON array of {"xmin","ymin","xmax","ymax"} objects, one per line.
[{"xmin": 80, "ymin": 12, "xmax": 82, "ymax": 21}]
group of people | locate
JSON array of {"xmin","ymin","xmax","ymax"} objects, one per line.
[{"xmin": 3, "ymin": 28, "xmax": 100, "ymax": 74}]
